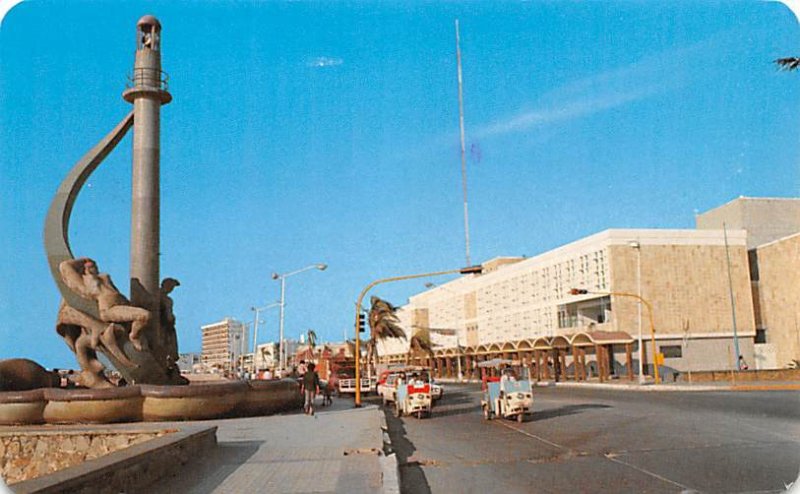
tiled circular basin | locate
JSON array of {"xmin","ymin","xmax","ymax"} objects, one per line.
[
  {"xmin": 141, "ymin": 381, "xmax": 248, "ymax": 421},
  {"xmin": 238, "ymin": 379, "xmax": 302, "ymax": 417},
  {"xmin": 0, "ymin": 389, "xmax": 46, "ymax": 425},
  {"xmin": 43, "ymin": 386, "xmax": 143, "ymax": 424}
]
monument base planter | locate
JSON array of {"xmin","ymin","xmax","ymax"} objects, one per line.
[
  {"xmin": 239, "ymin": 379, "xmax": 302, "ymax": 417},
  {"xmin": 43, "ymin": 387, "xmax": 143, "ymax": 424},
  {"xmin": 141, "ymin": 381, "xmax": 248, "ymax": 421},
  {"xmin": 0, "ymin": 389, "xmax": 46, "ymax": 425}
]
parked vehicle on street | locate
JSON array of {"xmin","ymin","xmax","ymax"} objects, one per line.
[
  {"xmin": 377, "ymin": 369, "xmax": 402, "ymax": 406},
  {"xmin": 378, "ymin": 366, "xmax": 443, "ymax": 405},
  {"xmin": 431, "ymin": 381, "xmax": 444, "ymax": 400},
  {"xmin": 479, "ymin": 358, "xmax": 533, "ymax": 423},
  {"xmin": 335, "ymin": 367, "xmax": 374, "ymax": 395},
  {"xmin": 392, "ymin": 367, "xmax": 434, "ymax": 419},
  {"xmin": 338, "ymin": 377, "xmax": 374, "ymax": 395}
]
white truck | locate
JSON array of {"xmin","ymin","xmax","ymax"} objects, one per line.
[{"xmin": 337, "ymin": 377, "xmax": 374, "ymax": 395}]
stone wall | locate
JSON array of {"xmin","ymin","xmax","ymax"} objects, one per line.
[
  {"xmin": 677, "ymin": 368, "xmax": 800, "ymax": 383},
  {"xmin": 608, "ymin": 243, "xmax": 755, "ymax": 338},
  {"xmin": 755, "ymin": 234, "xmax": 800, "ymax": 368},
  {"xmin": 0, "ymin": 431, "xmax": 165, "ymax": 484}
]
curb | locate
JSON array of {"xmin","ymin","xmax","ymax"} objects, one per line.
[
  {"xmin": 553, "ymin": 381, "xmax": 800, "ymax": 392},
  {"xmin": 379, "ymin": 412, "xmax": 400, "ymax": 494},
  {"xmin": 554, "ymin": 381, "xmax": 720, "ymax": 392}
]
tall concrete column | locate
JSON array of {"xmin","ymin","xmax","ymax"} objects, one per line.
[{"xmin": 123, "ymin": 16, "xmax": 172, "ymax": 333}]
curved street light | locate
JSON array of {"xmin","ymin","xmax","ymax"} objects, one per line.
[
  {"xmin": 570, "ymin": 287, "xmax": 660, "ymax": 384},
  {"xmin": 353, "ymin": 264, "xmax": 483, "ymax": 406},
  {"xmin": 272, "ymin": 263, "xmax": 327, "ymax": 371}
]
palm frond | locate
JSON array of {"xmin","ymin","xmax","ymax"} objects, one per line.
[
  {"xmin": 307, "ymin": 329, "xmax": 317, "ymax": 350},
  {"xmin": 368, "ymin": 296, "xmax": 407, "ymax": 340},
  {"xmin": 408, "ymin": 334, "xmax": 434, "ymax": 355},
  {"xmin": 776, "ymin": 57, "xmax": 800, "ymax": 71}
]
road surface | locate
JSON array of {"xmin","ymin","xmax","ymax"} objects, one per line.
[{"xmin": 379, "ymin": 383, "xmax": 800, "ymax": 493}]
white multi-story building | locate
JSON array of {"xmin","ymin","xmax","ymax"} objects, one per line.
[
  {"xmin": 378, "ymin": 197, "xmax": 800, "ymax": 378},
  {"xmin": 253, "ymin": 342, "xmax": 279, "ymax": 371},
  {"xmin": 201, "ymin": 318, "xmax": 248, "ymax": 373}
]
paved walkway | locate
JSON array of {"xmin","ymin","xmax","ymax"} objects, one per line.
[{"xmin": 149, "ymin": 398, "xmax": 386, "ymax": 494}]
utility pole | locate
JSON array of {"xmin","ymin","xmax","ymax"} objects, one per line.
[
  {"xmin": 723, "ymin": 223, "xmax": 741, "ymax": 370},
  {"xmin": 455, "ymin": 19, "xmax": 471, "ymax": 267}
]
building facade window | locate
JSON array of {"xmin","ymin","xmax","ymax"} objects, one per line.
[{"xmin": 660, "ymin": 345, "xmax": 682, "ymax": 358}]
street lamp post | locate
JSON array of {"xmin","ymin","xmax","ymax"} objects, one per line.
[
  {"xmin": 629, "ymin": 241, "xmax": 646, "ymax": 384},
  {"xmin": 570, "ymin": 287, "xmax": 660, "ymax": 384},
  {"xmin": 353, "ymin": 264, "xmax": 482, "ymax": 407},
  {"xmin": 251, "ymin": 302, "xmax": 281, "ymax": 373},
  {"xmin": 272, "ymin": 263, "xmax": 327, "ymax": 372}
]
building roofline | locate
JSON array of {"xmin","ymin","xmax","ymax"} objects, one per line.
[
  {"xmin": 201, "ymin": 317, "xmax": 243, "ymax": 330},
  {"xmin": 408, "ymin": 228, "xmax": 748, "ymax": 304},
  {"xmin": 698, "ymin": 195, "xmax": 800, "ymax": 215},
  {"xmin": 754, "ymin": 230, "xmax": 800, "ymax": 250},
  {"xmin": 498, "ymin": 228, "xmax": 747, "ymax": 275}
]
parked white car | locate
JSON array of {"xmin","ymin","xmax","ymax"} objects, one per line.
[
  {"xmin": 431, "ymin": 382, "xmax": 443, "ymax": 400},
  {"xmin": 378, "ymin": 366, "xmax": 442, "ymax": 405}
]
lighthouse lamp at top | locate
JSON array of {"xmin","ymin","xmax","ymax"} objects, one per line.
[
  {"xmin": 123, "ymin": 15, "xmax": 171, "ymax": 104},
  {"xmin": 137, "ymin": 15, "xmax": 161, "ymax": 51}
]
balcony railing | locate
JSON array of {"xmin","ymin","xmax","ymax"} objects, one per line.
[{"xmin": 126, "ymin": 67, "xmax": 169, "ymax": 91}]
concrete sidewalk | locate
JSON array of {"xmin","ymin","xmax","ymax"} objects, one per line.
[{"xmin": 149, "ymin": 398, "xmax": 390, "ymax": 493}]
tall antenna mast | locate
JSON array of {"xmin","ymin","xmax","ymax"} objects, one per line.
[{"xmin": 455, "ymin": 19, "xmax": 472, "ymax": 267}]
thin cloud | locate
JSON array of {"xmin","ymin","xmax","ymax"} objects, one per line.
[
  {"xmin": 477, "ymin": 87, "xmax": 662, "ymax": 138},
  {"xmin": 307, "ymin": 56, "xmax": 343, "ymax": 68},
  {"xmin": 473, "ymin": 35, "xmax": 726, "ymax": 139}
]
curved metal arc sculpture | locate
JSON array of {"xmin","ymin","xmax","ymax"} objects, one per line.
[{"xmin": 44, "ymin": 111, "xmax": 134, "ymax": 317}]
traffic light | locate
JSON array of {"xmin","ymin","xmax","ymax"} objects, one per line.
[
  {"xmin": 357, "ymin": 313, "xmax": 366, "ymax": 333},
  {"xmin": 569, "ymin": 288, "xmax": 588, "ymax": 295},
  {"xmin": 459, "ymin": 265, "xmax": 483, "ymax": 275}
]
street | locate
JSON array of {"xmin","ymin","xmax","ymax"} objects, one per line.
[{"xmin": 378, "ymin": 384, "xmax": 800, "ymax": 493}]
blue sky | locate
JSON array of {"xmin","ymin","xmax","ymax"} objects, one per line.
[{"xmin": 1, "ymin": 1, "xmax": 799, "ymax": 369}]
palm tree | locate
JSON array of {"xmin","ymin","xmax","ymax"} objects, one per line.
[
  {"xmin": 305, "ymin": 329, "xmax": 318, "ymax": 362},
  {"xmin": 366, "ymin": 296, "xmax": 407, "ymax": 374},
  {"xmin": 405, "ymin": 331, "xmax": 435, "ymax": 366}
]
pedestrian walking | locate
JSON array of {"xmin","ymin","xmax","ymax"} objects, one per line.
[
  {"xmin": 301, "ymin": 362, "xmax": 321, "ymax": 416},
  {"xmin": 738, "ymin": 355, "xmax": 749, "ymax": 371}
]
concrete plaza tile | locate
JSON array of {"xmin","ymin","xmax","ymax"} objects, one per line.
[{"xmin": 149, "ymin": 401, "xmax": 385, "ymax": 493}]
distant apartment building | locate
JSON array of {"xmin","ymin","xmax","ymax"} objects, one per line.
[
  {"xmin": 201, "ymin": 318, "xmax": 248, "ymax": 373},
  {"xmin": 247, "ymin": 340, "xmax": 303, "ymax": 371},
  {"xmin": 378, "ymin": 197, "xmax": 800, "ymax": 375},
  {"xmin": 254, "ymin": 342, "xmax": 279, "ymax": 371},
  {"xmin": 177, "ymin": 352, "xmax": 201, "ymax": 373}
]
